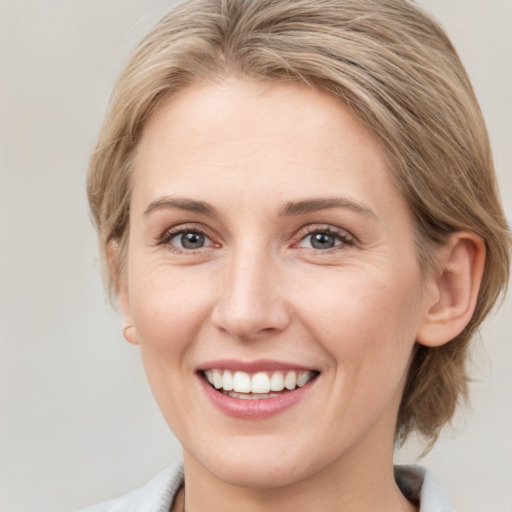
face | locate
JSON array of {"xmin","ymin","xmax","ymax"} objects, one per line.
[{"xmin": 120, "ymin": 79, "xmax": 434, "ymax": 489}]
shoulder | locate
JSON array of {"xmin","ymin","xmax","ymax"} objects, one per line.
[
  {"xmin": 76, "ymin": 463, "xmax": 184, "ymax": 512},
  {"xmin": 394, "ymin": 464, "xmax": 455, "ymax": 512}
]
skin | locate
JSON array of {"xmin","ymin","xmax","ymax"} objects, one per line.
[{"xmin": 117, "ymin": 78, "xmax": 477, "ymax": 512}]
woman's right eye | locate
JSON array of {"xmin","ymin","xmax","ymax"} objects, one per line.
[{"xmin": 163, "ymin": 229, "xmax": 214, "ymax": 250}]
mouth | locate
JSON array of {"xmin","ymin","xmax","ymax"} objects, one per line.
[{"xmin": 201, "ymin": 368, "xmax": 320, "ymax": 400}]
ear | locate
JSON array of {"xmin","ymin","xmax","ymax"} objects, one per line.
[
  {"xmin": 107, "ymin": 240, "xmax": 138, "ymax": 345},
  {"xmin": 416, "ymin": 232, "xmax": 485, "ymax": 347}
]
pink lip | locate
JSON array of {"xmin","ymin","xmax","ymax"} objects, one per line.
[
  {"xmin": 199, "ymin": 359, "xmax": 314, "ymax": 373},
  {"xmin": 197, "ymin": 367, "xmax": 319, "ymax": 420}
]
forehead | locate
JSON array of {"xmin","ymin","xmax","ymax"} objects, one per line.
[{"xmin": 132, "ymin": 78, "xmax": 406, "ymax": 222}]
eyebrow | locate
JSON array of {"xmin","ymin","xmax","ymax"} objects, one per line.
[
  {"xmin": 143, "ymin": 196, "xmax": 376, "ymax": 219},
  {"xmin": 279, "ymin": 197, "xmax": 376, "ymax": 218},
  {"xmin": 144, "ymin": 197, "xmax": 216, "ymax": 217}
]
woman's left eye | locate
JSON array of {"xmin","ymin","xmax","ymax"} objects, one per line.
[{"xmin": 296, "ymin": 229, "xmax": 353, "ymax": 250}]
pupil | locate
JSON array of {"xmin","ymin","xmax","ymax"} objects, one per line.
[
  {"xmin": 311, "ymin": 232, "xmax": 334, "ymax": 249},
  {"xmin": 182, "ymin": 232, "xmax": 204, "ymax": 249}
]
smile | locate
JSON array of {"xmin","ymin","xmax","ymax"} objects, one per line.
[
  {"xmin": 197, "ymin": 362, "xmax": 320, "ymax": 418},
  {"xmin": 203, "ymin": 369, "xmax": 317, "ymax": 399}
]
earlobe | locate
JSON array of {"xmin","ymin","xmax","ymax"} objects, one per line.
[
  {"xmin": 416, "ymin": 232, "xmax": 485, "ymax": 348},
  {"xmin": 123, "ymin": 324, "xmax": 137, "ymax": 344}
]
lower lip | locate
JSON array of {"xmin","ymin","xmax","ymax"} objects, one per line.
[{"xmin": 198, "ymin": 375, "xmax": 316, "ymax": 419}]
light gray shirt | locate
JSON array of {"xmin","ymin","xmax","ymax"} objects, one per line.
[{"xmin": 77, "ymin": 463, "xmax": 455, "ymax": 512}]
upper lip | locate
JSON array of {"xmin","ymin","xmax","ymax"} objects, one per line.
[{"xmin": 198, "ymin": 359, "xmax": 318, "ymax": 373}]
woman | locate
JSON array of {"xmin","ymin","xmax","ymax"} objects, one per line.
[{"xmin": 79, "ymin": 0, "xmax": 510, "ymax": 510}]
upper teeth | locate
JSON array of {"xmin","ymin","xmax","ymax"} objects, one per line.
[{"xmin": 203, "ymin": 369, "xmax": 315, "ymax": 394}]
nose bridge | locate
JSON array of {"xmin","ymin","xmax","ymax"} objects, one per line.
[{"xmin": 212, "ymin": 237, "xmax": 289, "ymax": 338}]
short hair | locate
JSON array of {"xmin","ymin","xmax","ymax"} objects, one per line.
[{"xmin": 87, "ymin": 0, "xmax": 511, "ymax": 446}]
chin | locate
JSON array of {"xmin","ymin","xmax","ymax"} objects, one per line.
[
  {"xmin": 184, "ymin": 435, "xmax": 334, "ymax": 491},
  {"xmin": 207, "ymin": 456, "xmax": 312, "ymax": 490}
]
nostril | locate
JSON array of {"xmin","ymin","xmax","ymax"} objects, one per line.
[{"xmin": 211, "ymin": 303, "xmax": 291, "ymax": 340}]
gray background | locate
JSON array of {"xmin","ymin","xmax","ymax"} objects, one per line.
[{"xmin": 0, "ymin": 1, "xmax": 510, "ymax": 511}]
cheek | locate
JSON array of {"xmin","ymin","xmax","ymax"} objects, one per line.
[
  {"xmin": 127, "ymin": 266, "xmax": 214, "ymax": 433},
  {"xmin": 296, "ymin": 267, "xmax": 423, "ymax": 369},
  {"xmin": 128, "ymin": 264, "xmax": 214, "ymax": 358}
]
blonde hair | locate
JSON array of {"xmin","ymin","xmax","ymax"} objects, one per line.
[{"xmin": 88, "ymin": 0, "xmax": 511, "ymax": 446}]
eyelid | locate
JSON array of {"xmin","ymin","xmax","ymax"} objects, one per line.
[
  {"xmin": 158, "ymin": 223, "xmax": 218, "ymax": 250},
  {"xmin": 292, "ymin": 224, "xmax": 356, "ymax": 249}
]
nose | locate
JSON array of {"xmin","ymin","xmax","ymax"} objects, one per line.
[{"xmin": 211, "ymin": 245, "xmax": 291, "ymax": 340}]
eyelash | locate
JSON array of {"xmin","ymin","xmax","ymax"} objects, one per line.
[
  {"xmin": 293, "ymin": 225, "xmax": 355, "ymax": 252},
  {"xmin": 158, "ymin": 225, "xmax": 214, "ymax": 253},
  {"xmin": 158, "ymin": 224, "xmax": 355, "ymax": 253}
]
